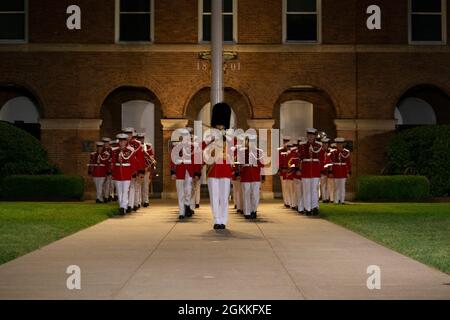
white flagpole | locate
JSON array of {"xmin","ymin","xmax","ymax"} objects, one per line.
[{"xmin": 211, "ymin": 0, "xmax": 224, "ymax": 105}]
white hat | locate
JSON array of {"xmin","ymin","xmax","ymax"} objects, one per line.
[
  {"xmin": 282, "ymin": 136, "xmax": 291, "ymax": 141},
  {"xmin": 116, "ymin": 133, "xmax": 128, "ymax": 140},
  {"xmin": 101, "ymin": 137, "xmax": 111, "ymax": 143},
  {"xmin": 321, "ymin": 138, "xmax": 331, "ymax": 143},
  {"xmin": 137, "ymin": 133, "xmax": 146, "ymax": 138},
  {"xmin": 96, "ymin": 141, "xmax": 104, "ymax": 147},
  {"xmin": 335, "ymin": 137, "xmax": 346, "ymax": 143},
  {"xmin": 123, "ymin": 127, "xmax": 135, "ymax": 134},
  {"xmin": 306, "ymin": 128, "xmax": 318, "ymax": 135}
]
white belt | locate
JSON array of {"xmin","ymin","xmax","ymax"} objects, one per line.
[
  {"xmin": 302, "ymin": 159, "xmax": 320, "ymax": 163},
  {"xmin": 115, "ymin": 163, "xmax": 131, "ymax": 167},
  {"xmin": 333, "ymin": 163, "xmax": 346, "ymax": 166}
]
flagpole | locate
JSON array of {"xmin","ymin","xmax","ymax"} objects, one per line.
[{"xmin": 211, "ymin": 0, "xmax": 223, "ymax": 106}]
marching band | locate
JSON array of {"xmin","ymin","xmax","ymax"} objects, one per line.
[{"xmin": 88, "ymin": 103, "xmax": 352, "ymax": 229}]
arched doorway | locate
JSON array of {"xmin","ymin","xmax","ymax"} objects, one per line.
[
  {"xmin": 0, "ymin": 85, "xmax": 42, "ymax": 139},
  {"xmin": 100, "ymin": 86, "xmax": 163, "ymax": 197},
  {"xmin": 395, "ymin": 85, "xmax": 450, "ymax": 130},
  {"xmin": 273, "ymin": 86, "xmax": 337, "ymax": 197}
]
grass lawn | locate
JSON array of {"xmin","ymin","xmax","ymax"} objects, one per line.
[
  {"xmin": 0, "ymin": 202, "xmax": 116, "ymax": 265},
  {"xmin": 321, "ymin": 203, "xmax": 450, "ymax": 275}
]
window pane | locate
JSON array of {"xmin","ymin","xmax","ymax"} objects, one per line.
[
  {"xmin": 287, "ymin": 14, "xmax": 317, "ymax": 41},
  {"xmin": 203, "ymin": 0, "xmax": 211, "ymax": 13},
  {"xmin": 411, "ymin": 14, "xmax": 442, "ymax": 41},
  {"xmin": 120, "ymin": 0, "xmax": 150, "ymax": 12},
  {"xmin": 287, "ymin": 0, "xmax": 317, "ymax": 12},
  {"xmin": 202, "ymin": 15, "xmax": 211, "ymax": 41},
  {"xmin": 411, "ymin": 0, "xmax": 441, "ymax": 13},
  {"xmin": 120, "ymin": 14, "xmax": 151, "ymax": 41},
  {"xmin": 0, "ymin": 0, "xmax": 25, "ymax": 12},
  {"xmin": 224, "ymin": 14, "xmax": 233, "ymax": 41},
  {"xmin": 0, "ymin": 13, "xmax": 25, "ymax": 40},
  {"xmin": 223, "ymin": 0, "xmax": 233, "ymax": 13}
]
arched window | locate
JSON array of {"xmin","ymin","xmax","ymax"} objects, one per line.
[
  {"xmin": 395, "ymin": 97, "xmax": 437, "ymax": 125},
  {"xmin": 121, "ymin": 100, "xmax": 155, "ymax": 146},
  {"xmin": 0, "ymin": 96, "xmax": 40, "ymax": 124},
  {"xmin": 280, "ymin": 100, "xmax": 313, "ymax": 142}
]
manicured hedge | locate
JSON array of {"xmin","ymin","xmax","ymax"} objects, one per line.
[
  {"xmin": 356, "ymin": 175, "xmax": 430, "ymax": 202},
  {"xmin": 0, "ymin": 175, "xmax": 84, "ymax": 201},
  {"xmin": 0, "ymin": 121, "xmax": 59, "ymax": 176},
  {"xmin": 386, "ymin": 125, "xmax": 450, "ymax": 197}
]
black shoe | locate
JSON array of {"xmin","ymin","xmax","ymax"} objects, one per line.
[
  {"xmin": 133, "ymin": 206, "xmax": 138, "ymax": 212},
  {"xmin": 143, "ymin": 203, "xmax": 149, "ymax": 208},
  {"xmin": 312, "ymin": 208, "xmax": 319, "ymax": 216},
  {"xmin": 190, "ymin": 210, "xmax": 195, "ymax": 216},
  {"xmin": 179, "ymin": 215, "xmax": 185, "ymax": 220},
  {"xmin": 245, "ymin": 215, "xmax": 251, "ymax": 220},
  {"xmin": 292, "ymin": 206, "xmax": 298, "ymax": 211},
  {"xmin": 284, "ymin": 204, "xmax": 290, "ymax": 208},
  {"xmin": 219, "ymin": 224, "xmax": 226, "ymax": 229},
  {"xmin": 118, "ymin": 208, "xmax": 125, "ymax": 216},
  {"xmin": 196, "ymin": 204, "xmax": 200, "ymax": 209},
  {"xmin": 305, "ymin": 210, "xmax": 311, "ymax": 216},
  {"xmin": 213, "ymin": 224, "xmax": 220, "ymax": 230},
  {"xmin": 109, "ymin": 197, "xmax": 114, "ymax": 202},
  {"xmin": 234, "ymin": 205, "xmax": 237, "ymax": 209},
  {"xmin": 298, "ymin": 210, "xmax": 304, "ymax": 215},
  {"xmin": 185, "ymin": 205, "xmax": 192, "ymax": 217},
  {"xmin": 126, "ymin": 207, "xmax": 132, "ymax": 214},
  {"xmin": 96, "ymin": 199, "xmax": 102, "ymax": 204},
  {"xmin": 250, "ymin": 212, "xmax": 257, "ymax": 219}
]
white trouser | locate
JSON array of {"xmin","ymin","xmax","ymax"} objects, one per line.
[
  {"xmin": 334, "ymin": 178, "xmax": 347, "ymax": 204},
  {"xmin": 142, "ymin": 171, "xmax": 151, "ymax": 204},
  {"xmin": 208, "ymin": 178, "xmax": 231, "ymax": 225},
  {"xmin": 110, "ymin": 179, "xmax": 116, "ymax": 197},
  {"xmin": 231, "ymin": 180, "xmax": 242, "ymax": 210},
  {"xmin": 302, "ymin": 178, "xmax": 320, "ymax": 212},
  {"xmin": 176, "ymin": 171, "xmax": 194, "ymax": 216},
  {"xmin": 292, "ymin": 179, "xmax": 300, "ymax": 208},
  {"xmin": 285, "ymin": 179, "xmax": 294, "ymax": 207},
  {"xmin": 328, "ymin": 178, "xmax": 335, "ymax": 202},
  {"xmin": 320, "ymin": 175, "xmax": 329, "ymax": 201},
  {"xmin": 103, "ymin": 176, "xmax": 112, "ymax": 200},
  {"xmin": 193, "ymin": 178, "xmax": 201, "ymax": 205},
  {"xmin": 241, "ymin": 182, "xmax": 261, "ymax": 216},
  {"xmin": 115, "ymin": 180, "xmax": 131, "ymax": 209},
  {"xmin": 128, "ymin": 177, "xmax": 136, "ymax": 208},
  {"xmin": 135, "ymin": 176, "xmax": 142, "ymax": 206},
  {"xmin": 280, "ymin": 176, "xmax": 286, "ymax": 204},
  {"xmin": 93, "ymin": 177, "xmax": 105, "ymax": 201},
  {"xmin": 294, "ymin": 179, "xmax": 304, "ymax": 211}
]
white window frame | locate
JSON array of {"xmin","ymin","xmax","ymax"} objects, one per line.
[
  {"xmin": 115, "ymin": 0, "xmax": 154, "ymax": 44},
  {"xmin": 408, "ymin": 0, "xmax": 447, "ymax": 45},
  {"xmin": 198, "ymin": 0, "xmax": 238, "ymax": 44},
  {"xmin": 0, "ymin": 0, "xmax": 28, "ymax": 44},
  {"xmin": 283, "ymin": 0, "xmax": 322, "ymax": 44}
]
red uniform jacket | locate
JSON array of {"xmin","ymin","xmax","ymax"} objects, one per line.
[
  {"xmin": 170, "ymin": 144, "xmax": 202, "ymax": 180},
  {"xmin": 299, "ymin": 142, "xmax": 325, "ymax": 178},
  {"xmin": 239, "ymin": 148, "xmax": 264, "ymax": 183},
  {"xmin": 321, "ymin": 148, "xmax": 333, "ymax": 176},
  {"xmin": 111, "ymin": 146, "xmax": 137, "ymax": 181},
  {"xmin": 128, "ymin": 139, "xmax": 146, "ymax": 172},
  {"xmin": 278, "ymin": 148, "xmax": 289, "ymax": 179},
  {"xmin": 330, "ymin": 149, "xmax": 352, "ymax": 179},
  {"xmin": 143, "ymin": 143, "xmax": 156, "ymax": 171},
  {"xmin": 88, "ymin": 151, "xmax": 110, "ymax": 178}
]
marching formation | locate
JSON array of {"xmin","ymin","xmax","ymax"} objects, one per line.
[
  {"xmin": 87, "ymin": 103, "xmax": 352, "ymax": 229},
  {"xmin": 88, "ymin": 128, "xmax": 157, "ymax": 215},
  {"xmin": 278, "ymin": 128, "xmax": 352, "ymax": 216}
]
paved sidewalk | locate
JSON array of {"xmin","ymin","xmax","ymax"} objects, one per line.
[{"xmin": 0, "ymin": 200, "xmax": 449, "ymax": 300}]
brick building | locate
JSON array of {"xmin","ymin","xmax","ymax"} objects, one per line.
[{"xmin": 1, "ymin": 0, "xmax": 449, "ymax": 199}]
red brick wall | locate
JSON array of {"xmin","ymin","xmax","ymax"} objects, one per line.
[{"xmin": 155, "ymin": 0, "xmax": 198, "ymax": 43}]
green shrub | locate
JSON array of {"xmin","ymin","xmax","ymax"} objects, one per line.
[
  {"xmin": 386, "ymin": 125, "xmax": 450, "ymax": 197},
  {"xmin": 0, "ymin": 121, "xmax": 59, "ymax": 176},
  {"xmin": 0, "ymin": 175, "xmax": 84, "ymax": 201},
  {"xmin": 356, "ymin": 175, "xmax": 430, "ymax": 202}
]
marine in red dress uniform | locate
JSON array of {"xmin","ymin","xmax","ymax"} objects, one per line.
[
  {"xmin": 298, "ymin": 128, "xmax": 325, "ymax": 216},
  {"xmin": 278, "ymin": 136, "xmax": 291, "ymax": 208},
  {"xmin": 137, "ymin": 133, "xmax": 156, "ymax": 208},
  {"xmin": 101, "ymin": 137, "xmax": 113, "ymax": 202},
  {"xmin": 320, "ymin": 137, "xmax": 332, "ymax": 203},
  {"xmin": 123, "ymin": 128, "xmax": 145, "ymax": 212},
  {"xmin": 88, "ymin": 141, "xmax": 109, "ymax": 203},
  {"xmin": 330, "ymin": 138, "xmax": 352, "ymax": 205},
  {"xmin": 111, "ymin": 133, "xmax": 138, "ymax": 215}
]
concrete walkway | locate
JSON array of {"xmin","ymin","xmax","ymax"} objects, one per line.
[{"xmin": 0, "ymin": 200, "xmax": 449, "ymax": 300}]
